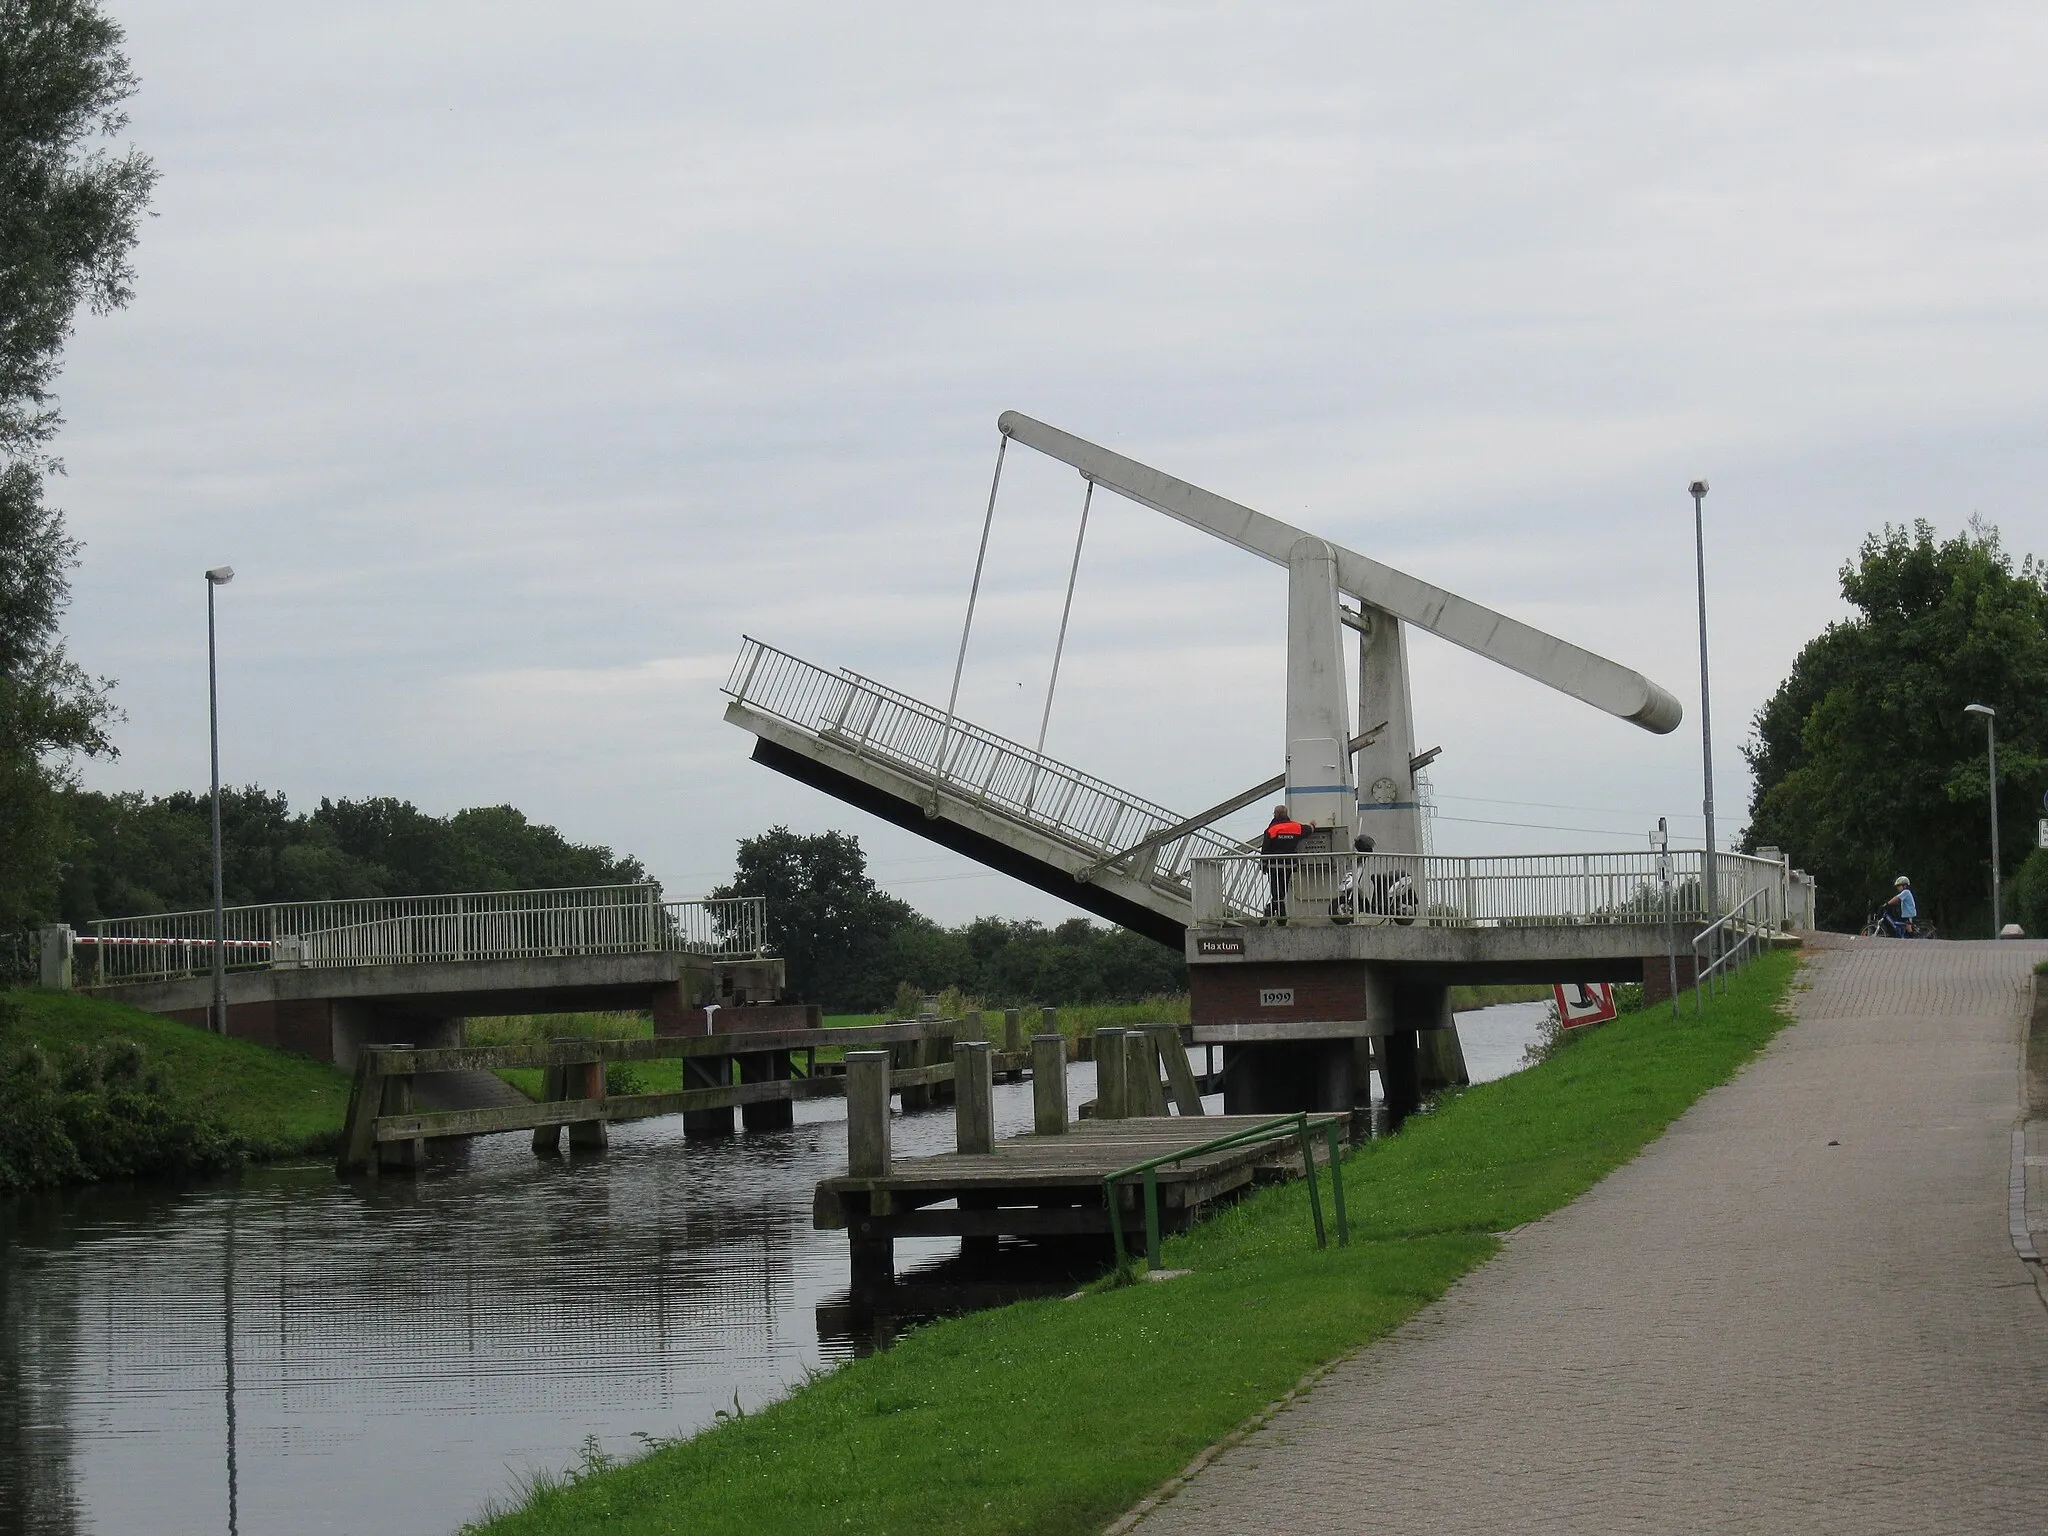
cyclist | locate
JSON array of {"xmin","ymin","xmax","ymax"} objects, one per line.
[{"xmin": 1883, "ymin": 876, "xmax": 1918, "ymax": 936}]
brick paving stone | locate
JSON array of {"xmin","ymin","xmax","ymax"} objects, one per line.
[{"xmin": 1127, "ymin": 940, "xmax": 2048, "ymax": 1535}]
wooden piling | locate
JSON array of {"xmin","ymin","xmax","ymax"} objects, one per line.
[
  {"xmin": 901, "ymin": 1020, "xmax": 954, "ymax": 1112},
  {"xmin": 377, "ymin": 1051, "xmax": 421, "ymax": 1172},
  {"xmin": 1032, "ymin": 1034, "xmax": 1068, "ymax": 1134},
  {"xmin": 953, "ymin": 1041, "xmax": 994, "ymax": 1154},
  {"xmin": 1095, "ymin": 1029, "xmax": 1128, "ymax": 1119},
  {"xmin": 683, "ymin": 1053, "xmax": 736, "ymax": 1138},
  {"xmin": 1127, "ymin": 1031, "xmax": 1169, "ymax": 1116},
  {"xmin": 1147, "ymin": 1025, "xmax": 1206, "ymax": 1115},
  {"xmin": 566, "ymin": 1052, "xmax": 608, "ymax": 1152},
  {"xmin": 1004, "ymin": 1007, "xmax": 1023, "ymax": 1053},
  {"xmin": 845, "ymin": 1050, "xmax": 892, "ymax": 1177},
  {"xmin": 337, "ymin": 1049, "xmax": 387, "ymax": 1176},
  {"xmin": 738, "ymin": 1051, "xmax": 796, "ymax": 1131},
  {"xmin": 1040, "ymin": 1005, "xmax": 1059, "ymax": 1041},
  {"xmin": 531, "ymin": 1063, "xmax": 567, "ymax": 1156}
]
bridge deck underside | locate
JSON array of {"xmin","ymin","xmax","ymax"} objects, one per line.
[{"xmin": 749, "ymin": 734, "xmax": 1189, "ymax": 948}]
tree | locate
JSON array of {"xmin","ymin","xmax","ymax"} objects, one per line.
[
  {"xmin": 711, "ymin": 828, "xmax": 917, "ymax": 1011},
  {"xmin": 55, "ymin": 787, "xmax": 645, "ymax": 920},
  {"xmin": 0, "ymin": 1, "xmax": 156, "ymax": 924},
  {"xmin": 1744, "ymin": 519, "xmax": 2048, "ymax": 933}
]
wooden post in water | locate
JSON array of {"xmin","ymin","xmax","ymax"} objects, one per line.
[
  {"xmin": 1004, "ymin": 1007, "xmax": 1023, "ymax": 1053},
  {"xmin": 901, "ymin": 1019, "xmax": 953, "ymax": 1112},
  {"xmin": 683, "ymin": 1053, "xmax": 735, "ymax": 1139},
  {"xmin": 1147, "ymin": 1025, "xmax": 1206, "ymax": 1115},
  {"xmin": 1127, "ymin": 1031, "xmax": 1168, "ymax": 1116},
  {"xmin": 954, "ymin": 1040, "xmax": 993, "ymax": 1154},
  {"xmin": 738, "ymin": 1050, "xmax": 795, "ymax": 1131},
  {"xmin": 377, "ymin": 1047, "xmax": 421, "ymax": 1173},
  {"xmin": 338, "ymin": 1047, "xmax": 387, "ymax": 1176},
  {"xmin": 1032, "ymin": 1034, "xmax": 1068, "ymax": 1134},
  {"xmin": 845, "ymin": 1049, "xmax": 894, "ymax": 1288},
  {"xmin": 567, "ymin": 1050, "xmax": 607, "ymax": 1152},
  {"xmin": 1095, "ymin": 1029, "xmax": 1128, "ymax": 1119},
  {"xmin": 531, "ymin": 1063, "xmax": 567, "ymax": 1156},
  {"xmin": 845, "ymin": 1050, "xmax": 893, "ymax": 1177}
]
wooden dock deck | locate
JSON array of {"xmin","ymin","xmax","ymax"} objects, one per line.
[{"xmin": 813, "ymin": 1114, "xmax": 1326, "ymax": 1247}]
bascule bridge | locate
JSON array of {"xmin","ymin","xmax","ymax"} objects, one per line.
[{"xmin": 724, "ymin": 412, "xmax": 1797, "ymax": 1117}]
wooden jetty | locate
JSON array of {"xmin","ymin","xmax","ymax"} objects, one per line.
[
  {"xmin": 815, "ymin": 1029, "xmax": 1348, "ymax": 1282},
  {"xmin": 334, "ymin": 1014, "xmax": 1028, "ymax": 1176}
]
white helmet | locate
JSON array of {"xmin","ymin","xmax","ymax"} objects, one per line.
[{"xmin": 1894, "ymin": 875, "xmax": 1910, "ymax": 887}]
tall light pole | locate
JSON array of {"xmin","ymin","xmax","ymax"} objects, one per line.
[
  {"xmin": 206, "ymin": 565, "xmax": 235, "ymax": 1034},
  {"xmin": 1964, "ymin": 702, "xmax": 2000, "ymax": 936},
  {"xmin": 1689, "ymin": 480, "xmax": 1717, "ymax": 920}
]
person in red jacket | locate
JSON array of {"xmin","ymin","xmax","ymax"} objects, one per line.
[{"xmin": 1261, "ymin": 805, "xmax": 1307, "ymax": 921}]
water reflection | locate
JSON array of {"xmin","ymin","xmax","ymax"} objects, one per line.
[{"xmin": 0, "ymin": 1006, "xmax": 1542, "ymax": 1536}]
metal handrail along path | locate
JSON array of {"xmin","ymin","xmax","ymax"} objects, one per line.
[
  {"xmin": 1692, "ymin": 884, "xmax": 1774, "ymax": 1014},
  {"xmin": 1102, "ymin": 1112, "xmax": 1351, "ymax": 1274}
]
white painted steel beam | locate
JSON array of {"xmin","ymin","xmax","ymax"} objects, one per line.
[{"xmin": 996, "ymin": 411, "xmax": 1683, "ymax": 735}]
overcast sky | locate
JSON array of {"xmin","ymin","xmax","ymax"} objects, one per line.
[{"xmin": 50, "ymin": 1, "xmax": 2048, "ymax": 921}]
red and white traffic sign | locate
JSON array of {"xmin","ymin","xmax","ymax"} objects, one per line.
[{"xmin": 1553, "ymin": 982, "xmax": 1617, "ymax": 1029}]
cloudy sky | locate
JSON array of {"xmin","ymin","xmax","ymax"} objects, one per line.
[{"xmin": 51, "ymin": 1, "xmax": 2048, "ymax": 921}]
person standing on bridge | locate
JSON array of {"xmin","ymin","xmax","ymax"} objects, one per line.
[{"xmin": 1262, "ymin": 805, "xmax": 1307, "ymax": 922}]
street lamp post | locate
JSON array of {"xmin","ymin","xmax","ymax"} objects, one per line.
[
  {"xmin": 1964, "ymin": 702, "xmax": 2000, "ymax": 937},
  {"xmin": 206, "ymin": 566, "xmax": 235, "ymax": 1034},
  {"xmin": 1689, "ymin": 480, "xmax": 1717, "ymax": 922}
]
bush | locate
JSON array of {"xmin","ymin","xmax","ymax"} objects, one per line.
[
  {"xmin": 2010, "ymin": 848, "xmax": 2048, "ymax": 940},
  {"xmin": 0, "ymin": 1008, "xmax": 246, "ymax": 1193}
]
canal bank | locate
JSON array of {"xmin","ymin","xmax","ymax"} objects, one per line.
[
  {"xmin": 0, "ymin": 999, "xmax": 1552, "ymax": 1536},
  {"xmin": 466, "ymin": 955, "xmax": 1797, "ymax": 1536}
]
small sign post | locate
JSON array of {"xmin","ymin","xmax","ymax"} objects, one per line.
[{"xmin": 1554, "ymin": 982, "xmax": 1618, "ymax": 1029}]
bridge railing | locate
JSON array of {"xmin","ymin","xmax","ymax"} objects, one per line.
[
  {"xmin": 83, "ymin": 886, "xmax": 767, "ymax": 984},
  {"xmin": 724, "ymin": 637, "xmax": 1241, "ymax": 892},
  {"xmin": 1191, "ymin": 849, "xmax": 1790, "ymax": 929}
]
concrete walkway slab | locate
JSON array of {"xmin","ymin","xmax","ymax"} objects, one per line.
[{"xmin": 1127, "ymin": 940, "xmax": 2048, "ymax": 1535}]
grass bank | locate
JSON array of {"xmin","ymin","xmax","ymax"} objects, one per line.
[
  {"xmin": 0, "ymin": 989, "xmax": 353, "ymax": 1192},
  {"xmin": 470, "ymin": 948, "xmax": 1799, "ymax": 1535}
]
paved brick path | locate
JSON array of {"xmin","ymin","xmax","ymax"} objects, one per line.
[{"xmin": 1127, "ymin": 940, "xmax": 2048, "ymax": 1534}]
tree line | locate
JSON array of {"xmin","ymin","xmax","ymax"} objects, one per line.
[
  {"xmin": 1745, "ymin": 518, "xmax": 2048, "ymax": 937},
  {"xmin": 49, "ymin": 787, "xmax": 647, "ymax": 925}
]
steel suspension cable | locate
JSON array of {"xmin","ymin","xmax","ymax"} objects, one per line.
[
  {"xmin": 1034, "ymin": 475, "xmax": 1094, "ymax": 757},
  {"xmin": 931, "ymin": 430, "xmax": 1010, "ymax": 810}
]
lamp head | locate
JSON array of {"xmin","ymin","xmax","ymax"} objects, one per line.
[
  {"xmin": 205, "ymin": 566, "xmax": 235, "ymax": 586},
  {"xmin": 1688, "ymin": 480, "xmax": 1708, "ymax": 498},
  {"xmin": 1964, "ymin": 702, "xmax": 1995, "ymax": 720}
]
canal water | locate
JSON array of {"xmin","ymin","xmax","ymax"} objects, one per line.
[{"xmin": 0, "ymin": 1002, "xmax": 1547, "ymax": 1536}]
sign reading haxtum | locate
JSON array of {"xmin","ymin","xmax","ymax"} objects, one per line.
[
  {"xmin": 1258, "ymin": 987, "xmax": 1295, "ymax": 1008},
  {"xmin": 1196, "ymin": 934, "xmax": 1246, "ymax": 957}
]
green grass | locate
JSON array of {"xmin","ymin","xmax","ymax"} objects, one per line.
[
  {"xmin": 1, "ymin": 988, "xmax": 353, "ymax": 1156},
  {"xmin": 469, "ymin": 948, "xmax": 1799, "ymax": 1536}
]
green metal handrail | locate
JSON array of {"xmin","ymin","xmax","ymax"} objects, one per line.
[{"xmin": 1102, "ymin": 1112, "xmax": 1350, "ymax": 1275}]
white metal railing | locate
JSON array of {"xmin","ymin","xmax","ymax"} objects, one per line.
[
  {"xmin": 82, "ymin": 885, "xmax": 766, "ymax": 984},
  {"xmin": 1693, "ymin": 884, "xmax": 1776, "ymax": 1010},
  {"xmin": 725, "ymin": 637, "xmax": 1242, "ymax": 893},
  {"xmin": 1190, "ymin": 849, "xmax": 1790, "ymax": 930}
]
